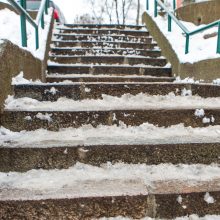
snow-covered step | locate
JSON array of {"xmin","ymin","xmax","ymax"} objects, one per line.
[
  {"xmin": 50, "ymin": 47, "xmax": 162, "ymax": 57},
  {"xmin": 1, "ymin": 122, "xmax": 220, "ymax": 171},
  {"xmin": 47, "ymin": 64, "xmax": 172, "ymax": 77},
  {"xmin": 1, "ymin": 163, "xmax": 220, "ymax": 219},
  {"xmin": 57, "ymin": 27, "xmax": 149, "ymax": 37},
  {"xmin": 13, "ymin": 82, "xmax": 220, "ymax": 102},
  {"xmin": 1, "ymin": 140, "xmax": 220, "ymax": 171},
  {"xmin": 46, "ymin": 74, "xmax": 174, "ymax": 83},
  {"xmin": 52, "ymin": 40, "xmax": 157, "ymax": 50},
  {"xmin": 2, "ymin": 107, "xmax": 219, "ymax": 131},
  {"xmin": 62, "ymin": 24, "xmax": 146, "ymax": 30},
  {"xmin": 49, "ymin": 55, "xmax": 167, "ymax": 66},
  {"xmin": 54, "ymin": 33, "xmax": 153, "ymax": 43}
]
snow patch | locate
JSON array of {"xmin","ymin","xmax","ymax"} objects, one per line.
[
  {"xmin": 36, "ymin": 113, "xmax": 53, "ymax": 122},
  {"xmin": 194, "ymin": 109, "xmax": 205, "ymax": 118},
  {"xmin": 204, "ymin": 192, "xmax": 215, "ymax": 204}
]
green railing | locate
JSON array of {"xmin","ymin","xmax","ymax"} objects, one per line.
[
  {"xmin": 146, "ymin": 0, "xmax": 220, "ymax": 54},
  {"xmin": 7, "ymin": 0, "xmax": 50, "ymax": 49}
]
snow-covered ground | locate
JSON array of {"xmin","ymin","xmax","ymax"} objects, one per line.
[
  {"xmin": 146, "ymin": 1, "xmax": 220, "ymax": 63},
  {"xmin": 0, "ymin": 7, "xmax": 53, "ymax": 59}
]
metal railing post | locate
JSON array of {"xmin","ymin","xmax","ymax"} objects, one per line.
[
  {"xmin": 173, "ymin": 0, "xmax": 176, "ymax": 10},
  {"xmin": 41, "ymin": 13, "xmax": 45, "ymax": 29},
  {"xmin": 185, "ymin": 34, "xmax": 189, "ymax": 54},
  {"xmin": 168, "ymin": 15, "xmax": 172, "ymax": 32},
  {"xmin": 217, "ymin": 22, "xmax": 220, "ymax": 54},
  {"xmin": 45, "ymin": 0, "xmax": 49, "ymax": 14},
  {"xmin": 20, "ymin": 0, "xmax": 27, "ymax": 47},
  {"xmin": 146, "ymin": 0, "xmax": 149, "ymax": 10},
  {"xmin": 154, "ymin": 0, "xmax": 158, "ymax": 17},
  {"xmin": 35, "ymin": 27, "xmax": 39, "ymax": 49}
]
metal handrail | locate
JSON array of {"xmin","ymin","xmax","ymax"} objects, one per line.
[
  {"xmin": 7, "ymin": 0, "xmax": 50, "ymax": 49},
  {"xmin": 147, "ymin": 0, "xmax": 220, "ymax": 54}
]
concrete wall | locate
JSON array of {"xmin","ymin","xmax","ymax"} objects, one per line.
[
  {"xmin": 142, "ymin": 12, "xmax": 220, "ymax": 82},
  {"xmin": 0, "ymin": 3, "xmax": 54, "ymax": 112},
  {"xmin": 176, "ymin": 0, "xmax": 220, "ymax": 25}
]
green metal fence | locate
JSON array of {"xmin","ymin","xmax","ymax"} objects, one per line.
[
  {"xmin": 147, "ymin": 0, "xmax": 220, "ymax": 54},
  {"xmin": 7, "ymin": 0, "xmax": 50, "ymax": 50}
]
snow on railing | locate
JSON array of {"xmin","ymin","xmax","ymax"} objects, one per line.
[
  {"xmin": 7, "ymin": 0, "xmax": 50, "ymax": 49},
  {"xmin": 146, "ymin": 0, "xmax": 220, "ymax": 54}
]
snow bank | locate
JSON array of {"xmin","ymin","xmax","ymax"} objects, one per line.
[
  {"xmin": 0, "ymin": 8, "xmax": 53, "ymax": 60},
  {"xmin": 146, "ymin": 2, "xmax": 220, "ymax": 63}
]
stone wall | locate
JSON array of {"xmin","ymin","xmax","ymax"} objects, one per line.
[
  {"xmin": 0, "ymin": 3, "xmax": 54, "ymax": 112},
  {"xmin": 176, "ymin": 0, "xmax": 220, "ymax": 25},
  {"xmin": 142, "ymin": 12, "xmax": 220, "ymax": 82}
]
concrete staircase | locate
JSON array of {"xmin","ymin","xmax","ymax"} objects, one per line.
[{"xmin": 1, "ymin": 24, "xmax": 220, "ymax": 219}]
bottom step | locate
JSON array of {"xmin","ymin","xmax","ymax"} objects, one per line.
[{"xmin": 1, "ymin": 163, "xmax": 220, "ymax": 219}]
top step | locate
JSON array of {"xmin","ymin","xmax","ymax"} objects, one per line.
[
  {"xmin": 63, "ymin": 24, "xmax": 145, "ymax": 30},
  {"xmin": 57, "ymin": 27, "xmax": 149, "ymax": 37}
]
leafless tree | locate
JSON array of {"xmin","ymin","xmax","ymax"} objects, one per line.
[
  {"xmin": 105, "ymin": 0, "xmax": 115, "ymax": 24},
  {"xmin": 74, "ymin": 14, "xmax": 98, "ymax": 24},
  {"xmin": 121, "ymin": 0, "xmax": 132, "ymax": 25},
  {"xmin": 89, "ymin": 0, "xmax": 105, "ymax": 24},
  {"xmin": 114, "ymin": 0, "xmax": 120, "ymax": 25},
  {"xmin": 88, "ymin": 0, "xmax": 136, "ymax": 25}
]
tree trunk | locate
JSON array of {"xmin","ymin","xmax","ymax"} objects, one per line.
[
  {"xmin": 136, "ymin": 0, "xmax": 140, "ymax": 25},
  {"xmin": 115, "ymin": 0, "xmax": 120, "ymax": 24}
]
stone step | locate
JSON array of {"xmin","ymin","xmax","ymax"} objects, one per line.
[
  {"xmin": 49, "ymin": 56, "xmax": 167, "ymax": 66},
  {"xmin": 1, "ymin": 108, "xmax": 219, "ymax": 131},
  {"xmin": 50, "ymin": 47, "xmax": 162, "ymax": 57},
  {"xmin": 47, "ymin": 65, "xmax": 172, "ymax": 77},
  {"xmin": 46, "ymin": 75, "xmax": 175, "ymax": 83},
  {"xmin": 52, "ymin": 40, "xmax": 157, "ymax": 50},
  {"xmin": 1, "ymin": 164, "xmax": 220, "ymax": 219},
  {"xmin": 1, "ymin": 142, "xmax": 220, "ymax": 172},
  {"xmin": 53, "ymin": 33, "xmax": 153, "ymax": 43},
  {"xmin": 62, "ymin": 24, "xmax": 145, "ymax": 30},
  {"xmin": 13, "ymin": 83, "xmax": 220, "ymax": 101},
  {"xmin": 57, "ymin": 27, "xmax": 149, "ymax": 37}
]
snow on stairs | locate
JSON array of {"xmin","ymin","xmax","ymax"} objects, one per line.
[{"xmin": 1, "ymin": 24, "xmax": 220, "ymax": 219}]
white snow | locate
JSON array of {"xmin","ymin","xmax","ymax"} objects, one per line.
[
  {"xmin": 177, "ymin": 195, "xmax": 183, "ymax": 204},
  {"xmin": 1, "ymin": 122, "xmax": 220, "ymax": 148},
  {"xmin": 202, "ymin": 117, "xmax": 211, "ymax": 124},
  {"xmin": 36, "ymin": 113, "xmax": 53, "ymax": 122},
  {"xmin": 0, "ymin": 8, "xmax": 53, "ymax": 60},
  {"xmin": 147, "ymin": 1, "xmax": 220, "ymax": 63},
  {"xmin": 12, "ymin": 72, "xmax": 75, "ymax": 85},
  {"xmin": 5, "ymin": 93, "xmax": 220, "ymax": 111},
  {"xmin": 204, "ymin": 192, "xmax": 215, "ymax": 204},
  {"xmin": 45, "ymin": 87, "xmax": 58, "ymax": 95},
  {"xmin": 174, "ymin": 77, "xmax": 201, "ymax": 84},
  {"xmin": 194, "ymin": 109, "xmax": 205, "ymax": 118},
  {"xmin": 213, "ymin": 79, "xmax": 220, "ymax": 85}
]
